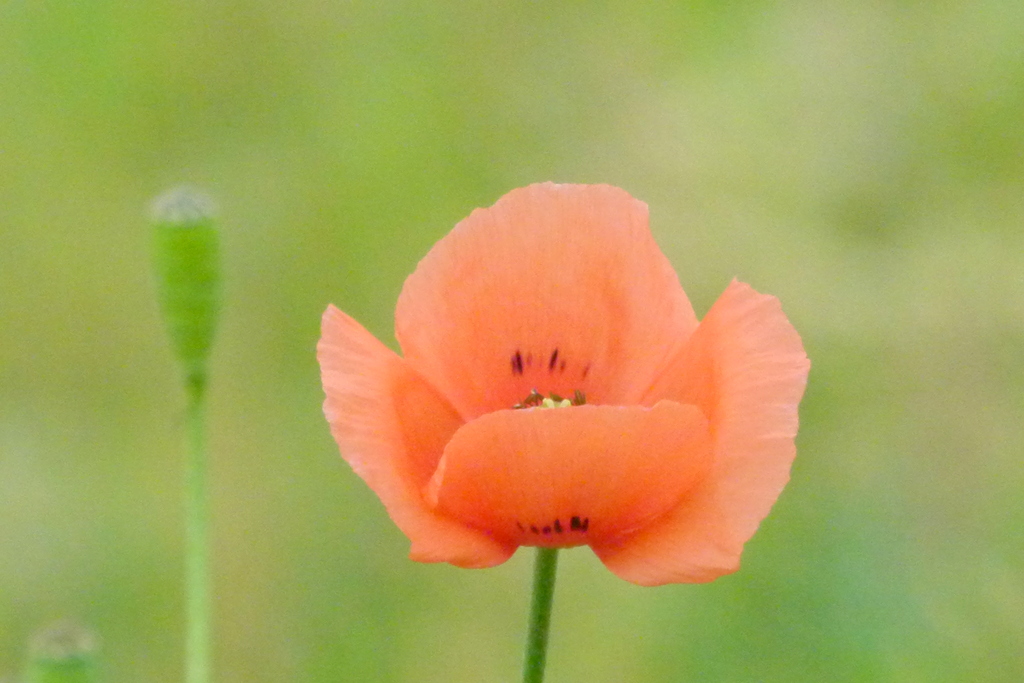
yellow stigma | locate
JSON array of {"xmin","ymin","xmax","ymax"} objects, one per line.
[{"xmin": 540, "ymin": 397, "xmax": 573, "ymax": 409}]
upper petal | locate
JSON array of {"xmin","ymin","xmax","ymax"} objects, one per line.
[
  {"xmin": 597, "ymin": 280, "xmax": 810, "ymax": 585},
  {"xmin": 395, "ymin": 183, "xmax": 698, "ymax": 419},
  {"xmin": 318, "ymin": 305, "xmax": 516, "ymax": 567},
  {"xmin": 426, "ymin": 402, "xmax": 712, "ymax": 549}
]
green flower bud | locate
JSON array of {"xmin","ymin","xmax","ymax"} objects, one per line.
[
  {"xmin": 151, "ymin": 186, "xmax": 221, "ymax": 388},
  {"xmin": 25, "ymin": 621, "xmax": 98, "ymax": 683}
]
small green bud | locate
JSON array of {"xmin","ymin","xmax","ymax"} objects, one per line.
[
  {"xmin": 25, "ymin": 620, "xmax": 99, "ymax": 683},
  {"xmin": 151, "ymin": 186, "xmax": 222, "ymax": 388}
]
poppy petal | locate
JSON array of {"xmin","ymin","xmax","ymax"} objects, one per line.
[
  {"xmin": 318, "ymin": 305, "xmax": 516, "ymax": 567},
  {"xmin": 426, "ymin": 402, "xmax": 713, "ymax": 549},
  {"xmin": 395, "ymin": 183, "xmax": 698, "ymax": 419},
  {"xmin": 596, "ymin": 280, "xmax": 810, "ymax": 585}
]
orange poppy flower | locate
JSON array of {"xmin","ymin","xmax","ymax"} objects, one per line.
[{"xmin": 318, "ymin": 183, "xmax": 809, "ymax": 585}]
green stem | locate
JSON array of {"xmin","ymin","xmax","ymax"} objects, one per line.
[
  {"xmin": 521, "ymin": 548, "xmax": 559, "ymax": 683},
  {"xmin": 185, "ymin": 373, "xmax": 211, "ymax": 683}
]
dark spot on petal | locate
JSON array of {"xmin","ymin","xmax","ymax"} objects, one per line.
[
  {"xmin": 530, "ymin": 525, "xmax": 540, "ymax": 534},
  {"xmin": 570, "ymin": 516, "xmax": 583, "ymax": 531},
  {"xmin": 543, "ymin": 526, "xmax": 552, "ymax": 534},
  {"xmin": 581, "ymin": 517, "xmax": 589, "ymax": 532},
  {"xmin": 554, "ymin": 519, "xmax": 563, "ymax": 533},
  {"xmin": 512, "ymin": 350, "xmax": 524, "ymax": 375},
  {"xmin": 582, "ymin": 363, "xmax": 591, "ymax": 379},
  {"xmin": 549, "ymin": 348, "xmax": 559, "ymax": 371},
  {"xmin": 517, "ymin": 521, "xmax": 525, "ymax": 532}
]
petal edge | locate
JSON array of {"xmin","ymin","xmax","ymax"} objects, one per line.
[
  {"xmin": 318, "ymin": 305, "xmax": 516, "ymax": 567},
  {"xmin": 599, "ymin": 281, "xmax": 809, "ymax": 585}
]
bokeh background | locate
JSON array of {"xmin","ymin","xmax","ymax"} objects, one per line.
[{"xmin": 2, "ymin": 1, "xmax": 1023, "ymax": 681}]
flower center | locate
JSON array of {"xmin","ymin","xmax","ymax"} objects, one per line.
[{"xmin": 512, "ymin": 389, "xmax": 587, "ymax": 409}]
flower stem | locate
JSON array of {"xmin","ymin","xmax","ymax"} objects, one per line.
[
  {"xmin": 521, "ymin": 548, "xmax": 559, "ymax": 683},
  {"xmin": 185, "ymin": 373, "xmax": 211, "ymax": 683}
]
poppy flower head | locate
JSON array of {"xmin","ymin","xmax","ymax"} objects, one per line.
[{"xmin": 318, "ymin": 183, "xmax": 809, "ymax": 585}]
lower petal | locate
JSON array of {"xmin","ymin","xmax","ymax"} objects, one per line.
[
  {"xmin": 318, "ymin": 305, "xmax": 516, "ymax": 567},
  {"xmin": 426, "ymin": 402, "xmax": 712, "ymax": 549},
  {"xmin": 599, "ymin": 280, "xmax": 810, "ymax": 585}
]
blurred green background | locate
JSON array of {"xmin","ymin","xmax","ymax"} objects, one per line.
[{"xmin": 2, "ymin": 1, "xmax": 1022, "ymax": 681}]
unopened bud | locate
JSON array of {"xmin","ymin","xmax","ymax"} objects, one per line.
[
  {"xmin": 151, "ymin": 186, "xmax": 222, "ymax": 388},
  {"xmin": 26, "ymin": 620, "xmax": 99, "ymax": 683}
]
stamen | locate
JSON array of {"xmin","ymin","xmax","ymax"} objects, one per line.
[
  {"xmin": 540, "ymin": 397, "xmax": 572, "ymax": 409},
  {"xmin": 514, "ymin": 389, "xmax": 584, "ymax": 409},
  {"xmin": 513, "ymin": 389, "xmax": 545, "ymax": 409}
]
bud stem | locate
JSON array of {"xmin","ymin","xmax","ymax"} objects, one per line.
[
  {"xmin": 150, "ymin": 186, "xmax": 220, "ymax": 683},
  {"xmin": 185, "ymin": 373, "xmax": 211, "ymax": 683}
]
